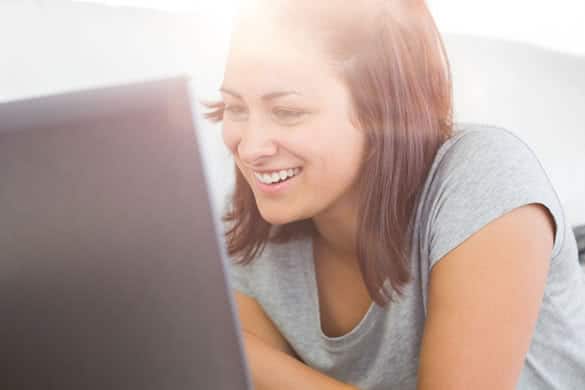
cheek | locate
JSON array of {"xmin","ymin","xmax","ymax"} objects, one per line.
[
  {"xmin": 316, "ymin": 132, "xmax": 364, "ymax": 186},
  {"xmin": 221, "ymin": 125, "xmax": 240, "ymax": 154}
]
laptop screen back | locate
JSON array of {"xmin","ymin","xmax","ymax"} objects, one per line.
[{"xmin": 0, "ymin": 78, "xmax": 251, "ymax": 390}]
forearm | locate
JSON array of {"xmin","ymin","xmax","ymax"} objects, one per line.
[{"xmin": 242, "ymin": 331, "xmax": 358, "ymax": 390}]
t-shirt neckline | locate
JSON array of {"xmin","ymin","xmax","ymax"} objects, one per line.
[{"xmin": 305, "ymin": 235, "xmax": 382, "ymax": 349}]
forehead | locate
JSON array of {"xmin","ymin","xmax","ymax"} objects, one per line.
[{"xmin": 222, "ymin": 23, "xmax": 339, "ymax": 99}]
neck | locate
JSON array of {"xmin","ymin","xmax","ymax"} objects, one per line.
[{"xmin": 311, "ymin": 194, "xmax": 360, "ymax": 267}]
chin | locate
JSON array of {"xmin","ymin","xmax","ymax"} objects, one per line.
[
  {"xmin": 260, "ymin": 213, "xmax": 293, "ymax": 226},
  {"xmin": 257, "ymin": 206, "xmax": 298, "ymax": 226}
]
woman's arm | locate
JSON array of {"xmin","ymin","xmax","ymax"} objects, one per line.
[
  {"xmin": 242, "ymin": 330, "xmax": 359, "ymax": 390},
  {"xmin": 417, "ymin": 204, "xmax": 555, "ymax": 389}
]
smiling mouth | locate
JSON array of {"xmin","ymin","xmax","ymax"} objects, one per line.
[
  {"xmin": 251, "ymin": 168, "xmax": 303, "ymax": 193},
  {"xmin": 253, "ymin": 167, "xmax": 303, "ymax": 185},
  {"xmin": 263, "ymin": 173, "xmax": 296, "ymax": 185}
]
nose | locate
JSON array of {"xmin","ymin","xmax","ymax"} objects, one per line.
[{"xmin": 237, "ymin": 126, "xmax": 278, "ymax": 165}]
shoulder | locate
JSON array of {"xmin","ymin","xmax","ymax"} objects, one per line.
[
  {"xmin": 437, "ymin": 123, "xmax": 539, "ymax": 172},
  {"xmin": 227, "ymin": 235, "xmax": 311, "ymax": 297},
  {"xmin": 430, "ymin": 122, "xmax": 556, "ymax": 199}
]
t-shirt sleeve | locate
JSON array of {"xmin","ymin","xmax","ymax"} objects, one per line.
[{"xmin": 427, "ymin": 128, "xmax": 566, "ymax": 271}]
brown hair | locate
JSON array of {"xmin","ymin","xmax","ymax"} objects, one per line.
[{"xmin": 203, "ymin": 0, "xmax": 453, "ymax": 307}]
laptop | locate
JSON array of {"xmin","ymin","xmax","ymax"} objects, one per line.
[{"xmin": 0, "ymin": 77, "xmax": 253, "ymax": 390}]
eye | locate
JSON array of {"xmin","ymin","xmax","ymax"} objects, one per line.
[
  {"xmin": 272, "ymin": 108, "xmax": 307, "ymax": 123},
  {"xmin": 224, "ymin": 105, "xmax": 249, "ymax": 121}
]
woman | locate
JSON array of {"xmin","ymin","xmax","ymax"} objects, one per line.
[{"xmin": 204, "ymin": 1, "xmax": 585, "ymax": 389}]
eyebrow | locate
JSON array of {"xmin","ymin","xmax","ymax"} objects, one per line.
[{"xmin": 219, "ymin": 87, "xmax": 302, "ymax": 101}]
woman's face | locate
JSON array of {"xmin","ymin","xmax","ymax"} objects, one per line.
[{"xmin": 220, "ymin": 18, "xmax": 365, "ymax": 225}]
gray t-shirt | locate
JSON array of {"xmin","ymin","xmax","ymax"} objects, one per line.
[{"xmin": 227, "ymin": 123, "xmax": 585, "ymax": 389}]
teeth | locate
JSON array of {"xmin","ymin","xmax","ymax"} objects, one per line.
[{"xmin": 254, "ymin": 167, "xmax": 301, "ymax": 184}]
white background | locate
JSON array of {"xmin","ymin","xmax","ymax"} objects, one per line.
[{"xmin": 75, "ymin": 0, "xmax": 585, "ymax": 57}]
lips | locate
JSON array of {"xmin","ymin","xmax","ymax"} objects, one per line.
[
  {"xmin": 252, "ymin": 167, "xmax": 302, "ymax": 194},
  {"xmin": 253, "ymin": 167, "xmax": 302, "ymax": 185}
]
